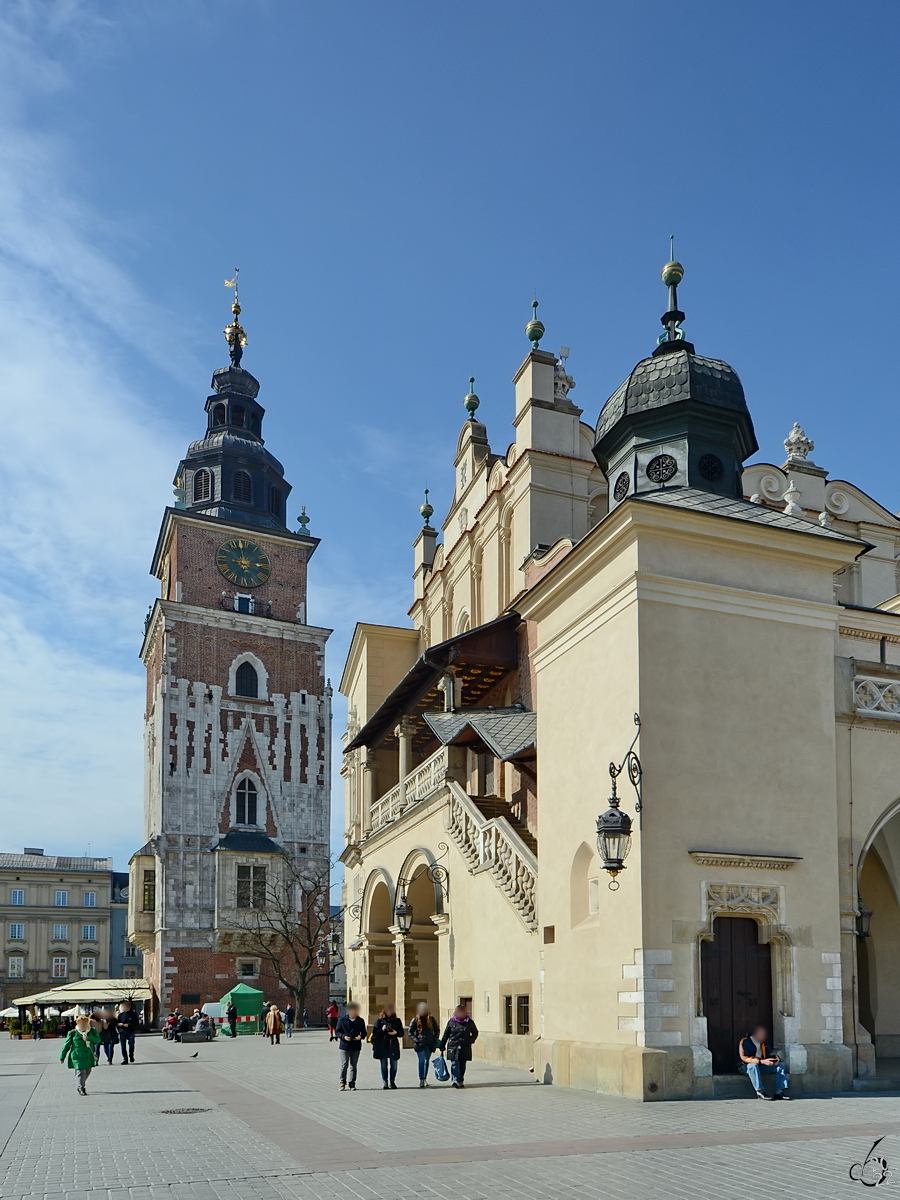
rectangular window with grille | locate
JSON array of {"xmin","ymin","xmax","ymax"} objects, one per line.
[
  {"xmin": 10, "ymin": 889, "xmax": 24, "ymax": 905},
  {"xmin": 236, "ymin": 865, "xmax": 266, "ymax": 909},
  {"xmin": 122, "ymin": 965, "xmax": 138, "ymax": 978},
  {"xmin": 52, "ymin": 924, "xmax": 68, "ymax": 941},
  {"xmin": 8, "ymin": 956, "xmax": 24, "ymax": 978},
  {"xmin": 52, "ymin": 956, "xmax": 67, "ymax": 978},
  {"xmin": 516, "ymin": 994, "xmax": 530, "ymax": 1035},
  {"xmin": 80, "ymin": 957, "xmax": 96, "ymax": 978},
  {"xmin": 503, "ymin": 995, "xmax": 513, "ymax": 1034},
  {"xmin": 8, "ymin": 923, "xmax": 24, "ymax": 940},
  {"xmin": 82, "ymin": 925, "xmax": 96, "ymax": 942},
  {"xmin": 55, "ymin": 890, "xmax": 68, "ymax": 907},
  {"xmin": 84, "ymin": 892, "xmax": 96, "ymax": 908},
  {"xmin": 142, "ymin": 870, "xmax": 155, "ymax": 912}
]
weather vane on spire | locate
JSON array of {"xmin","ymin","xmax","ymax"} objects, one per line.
[{"xmin": 223, "ymin": 268, "xmax": 247, "ymax": 367}]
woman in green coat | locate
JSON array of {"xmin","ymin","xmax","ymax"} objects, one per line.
[{"xmin": 60, "ymin": 1013, "xmax": 101, "ymax": 1095}]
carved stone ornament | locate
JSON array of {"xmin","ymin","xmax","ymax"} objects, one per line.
[
  {"xmin": 646, "ymin": 454, "xmax": 677, "ymax": 484},
  {"xmin": 613, "ymin": 471, "xmax": 630, "ymax": 502},
  {"xmin": 782, "ymin": 481, "xmax": 803, "ymax": 516},
  {"xmin": 784, "ymin": 421, "xmax": 814, "ymax": 463},
  {"xmin": 554, "ymin": 358, "xmax": 575, "ymax": 402},
  {"xmin": 690, "ymin": 851, "xmax": 800, "ymax": 871},
  {"xmin": 855, "ymin": 676, "xmax": 900, "ymax": 718},
  {"xmin": 706, "ymin": 883, "xmax": 782, "ymax": 925}
]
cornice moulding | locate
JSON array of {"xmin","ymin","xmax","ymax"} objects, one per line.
[{"xmin": 689, "ymin": 851, "xmax": 801, "ymax": 870}]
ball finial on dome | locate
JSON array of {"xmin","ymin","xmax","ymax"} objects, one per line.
[
  {"xmin": 525, "ymin": 299, "xmax": 545, "ymax": 349},
  {"xmin": 464, "ymin": 376, "xmax": 480, "ymax": 418},
  {"xmin": 420, "ymin": 488, "xmax": 434, "ymax": 527}
]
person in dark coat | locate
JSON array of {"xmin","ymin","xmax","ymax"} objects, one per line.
[
  {"xmin": 408, "ymin": 1002, "xmax": 440, "ymax": 1088},
  {"xmin": 98, "ymin": 1008, "xmax": 118, "ymax": 1064},
  {"xmin": 116, "ymin": 1001, "xmax": 139, "ymax": 1064},
  {"xmin": 438, "ymin": 1005, "xmax": 479, "ymax": 1087},
  {"xmin": 371, "ymin": 1003, "xmax": 404, "ymax": 1089},
  {"xmin": 335, "ymin": 1002, "xmax": 366, "ymax": 1090},
  {"xmin": 225, "ymin": 1001, "xmax": 237, "ymax": 1038}
]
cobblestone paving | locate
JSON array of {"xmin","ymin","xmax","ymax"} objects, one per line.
[{"xmin": 2, "ymin": 1033, "xmax": 900, "ymax": 1199}]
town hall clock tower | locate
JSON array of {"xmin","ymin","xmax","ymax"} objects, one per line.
[{"xmin": 128, "ymin": 291, "xmax": 332, "ymax": 1019}]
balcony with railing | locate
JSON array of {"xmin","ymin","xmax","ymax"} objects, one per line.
[{"xmin": 369, "ymin": 745, "xmax": 450, "ymax": 832}]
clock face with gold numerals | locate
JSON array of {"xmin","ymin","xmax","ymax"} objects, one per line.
[{"xmin": 216, "ymin": 538, "xmax": 271, "ymax": 588}]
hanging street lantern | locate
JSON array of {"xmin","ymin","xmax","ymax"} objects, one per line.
[
  {"xmin": 394, "ymin": 892, "xmax": 413, "ymax": 934},
  {"xmin": 857, "ymin": 895, "xmax": 873, "ymax": 940},
  {"xmin": 596, "ymin": 791, "xmax": 633, "ymax": 887},
  {"xmin": 316, "ymin": 944, "xmax": 327, "ymax": 968},
  {"xmin": 595, "ymin": 714, "xmax": 642, "ymax": 890}
]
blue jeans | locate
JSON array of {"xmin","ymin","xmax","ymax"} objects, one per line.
[
  {"xmin": 416, "ymin": 1048, "xmax": 432, "ymax": 1080},
  {"xmin": 285, "ymin": 1022, "xmax": 293, "ymax": 1038},
  {"xmin": 450, "ymin": 1057, "xmax": 467, "ymax": 1084},
  {"xmin": 380, "ymin": 1055, "xmax": 398, "ymax": 1084},
  {"xmin": 119, "ymin": 1031, "xmax": 135, "ymax": 1061},
  {"xmin": 743, "ymin": 1061, "xmax": 789, "ymax": 1093}
]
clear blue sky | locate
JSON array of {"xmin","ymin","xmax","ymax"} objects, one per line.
[{"xmin": 1, "ymin": 0, "xmax": 898, "ymax": 868}]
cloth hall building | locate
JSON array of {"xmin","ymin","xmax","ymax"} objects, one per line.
[
  {"xmin": 340, "ymin": 262, "xmax": 900, "ymax": 1099},
  {"xmin": 128, "ymin": 294, "xmax": 332, "ymax": 1018}
]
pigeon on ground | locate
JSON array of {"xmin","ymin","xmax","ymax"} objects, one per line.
[{"xmin": 190, "ymin": 1052, "xmax": 199, "ymax": 1058}]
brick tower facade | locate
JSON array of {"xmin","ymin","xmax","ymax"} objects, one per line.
[{"xmin": 128, "ymin": 294, "xmax": 331, "ymax": 1021}]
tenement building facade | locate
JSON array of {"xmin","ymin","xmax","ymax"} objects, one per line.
[
  {"xmin": 0, "ymin": 851, "xmax": 116, "ymax": 1009},
  {"xmin": 129, "ymin": 294, "xmax": 331, "ymax": 1018},
  {"xmin": 341, "ymin": 262, "xmax": 900, "ymax": 1098}
]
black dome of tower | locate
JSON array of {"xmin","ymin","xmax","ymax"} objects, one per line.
[
  {"xmin": 174, "ymin": 285, "xmax": 292, "ymax": 531},
  {"xmin": 594, "ymin": 256, "xmax": 757, "ymax": 507}
]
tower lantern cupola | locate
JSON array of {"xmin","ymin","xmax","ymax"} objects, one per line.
[
  {"xmin": 174, "ymin": 279, "xmax": 292, "ymax": 531},
  {"xmin": 594, "ymin": 252, "xmax": 757, "ymax": 508}
]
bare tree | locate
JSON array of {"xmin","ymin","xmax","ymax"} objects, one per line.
[{"xmin": 231, "ymin": 855, "xmax": 341, "ymax": 1017}]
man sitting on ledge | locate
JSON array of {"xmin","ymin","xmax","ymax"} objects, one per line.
[{"xmin": 739, "ymin": 1025, "xmax": 791, "ymax": 1100}]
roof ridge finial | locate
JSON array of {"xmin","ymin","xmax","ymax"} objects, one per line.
[
  {"xmin": 224, "ymin": 268, "xmax": 247, "ymax": 367},
  {"xmin": 464, "ymin": 376, "xmax": 480, "ymax": 419},
  {"xmin": 658, "ymin": 239, "xmax": 685, "ymax": 348},
  {"xmin": 525, "ymin": 297, "xmax": 545, "ymax": 350},
  {"xmin": 420, "ymin": 487, "xmax": 434, "ymax": 528}
]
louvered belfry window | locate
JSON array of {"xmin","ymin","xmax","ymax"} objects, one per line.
[
  {"xmin": 233, "ymin": 470, "xmax": 252, "ymax": 503},
  {"xmin": 193, "ymin": 469, "xmax": 211, "ymax": 501}
]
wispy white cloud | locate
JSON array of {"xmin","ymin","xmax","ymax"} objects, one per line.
[{"xmin": 0, "ymin": 2, "xmax": 187, "ymax": 866}]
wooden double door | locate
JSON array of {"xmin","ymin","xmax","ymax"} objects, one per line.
[{"xmin": 701, "ymin": 916, "xmax": 774, "ymax": 1074}]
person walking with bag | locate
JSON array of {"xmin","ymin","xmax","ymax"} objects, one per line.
[
  {"xmin": 438, "ymin": 1005, "xmax": 479, "ymax": 1088},
  {"xmin": 335, "ymin": 1002, "xmax": 366, "ymax": 1090},
  {"xmin": 60, "ymin": 1012, "xmax": 100, "ymax": 1096},
  {"xmin": 408, "ymin": 1002, "xmax": 440, "ymax": 1088},
  {"xmin": 265, "ymin": 1003, "xmax": 284, "ymax": 1045},
  {"xmin": 372, "ymin": 1003, "xmax": 404, "ymax": 1090}
]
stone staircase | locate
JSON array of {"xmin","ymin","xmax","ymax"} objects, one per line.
[{"xmin": 470, "ymin": 795, "xmax": 538, "ymax": 856}]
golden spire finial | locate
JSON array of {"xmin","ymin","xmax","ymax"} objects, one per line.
[{"xmin": 223, "ymin": 268, "xmax": 247, "ymax": 366}]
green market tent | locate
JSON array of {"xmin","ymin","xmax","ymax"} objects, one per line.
[{"xmin": 219, "ymin": 982, "xmax": 264, "ymax": 1035}]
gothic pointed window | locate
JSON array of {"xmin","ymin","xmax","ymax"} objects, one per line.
[
  {"xmin": 233, "ymin": 471, "xmax": 252, "ymax": 503},
  {"xmin": 235, "ymin": 778, "xmax": 258, "ymax": 825},
  {"xmin": 193, "ymin": 469, "xmax": 211, "ymax": 502},
  {"xmin": 213, "ymin": 404, "xmax": 226, "ymax": 426},
  {"xmin": 235, "ymin": 661, "xmax": 258, "ymax": 698}
]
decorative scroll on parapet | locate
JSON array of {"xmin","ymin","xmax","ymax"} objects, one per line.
[
  {"xmin": 446, "ymin": 781, "xmax": 538, "ymax": 932},
  {"xmin": 854, "ymin": 676, "xmax": 900, "ymax": 719}
]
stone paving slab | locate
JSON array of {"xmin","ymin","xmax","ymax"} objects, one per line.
[{"xmin": 3, "ymin": 1032, "xmax": 900, "ymax": 1198}]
